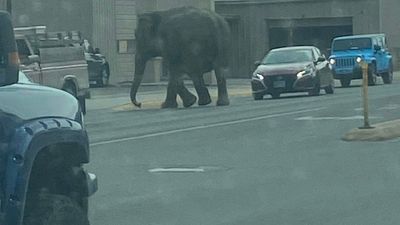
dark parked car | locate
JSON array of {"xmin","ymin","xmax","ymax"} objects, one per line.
[
  {"xmin": 251, "ymin": 46, "xmax": 335, "ymax": 100},
  {"xmin": 82, "ymin": 40, "xmax": 110, "ymax": 87}
]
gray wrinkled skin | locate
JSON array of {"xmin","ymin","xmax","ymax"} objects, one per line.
[{"xmin": 130, "ymin": 7, "xmax": 231, "ymax": 108}]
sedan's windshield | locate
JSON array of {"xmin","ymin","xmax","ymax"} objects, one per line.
[
  {"xmin": 262, "ymin": 49, "xmax": 313, "ymax": 64},
  {"xmin": 333, "ymin": 38, "xmax": 372, "ymax": 51}
]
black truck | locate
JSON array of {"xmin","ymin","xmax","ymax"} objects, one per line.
[{"xmin": 0, "ymin": 11, "xmax": 97, "ymax": 225}]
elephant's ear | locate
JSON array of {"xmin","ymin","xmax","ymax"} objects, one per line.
[{"xmin": 137, "ymin": 12, "xmax": 161, "ymax": 35}]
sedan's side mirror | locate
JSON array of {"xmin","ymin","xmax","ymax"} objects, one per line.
[
  {"xmin": 316, "ymin": 56, "xmax": 326, "ymax": 63},
  {"xmin": 254, "ymin": 61, "xmax": 261, "ymax": 68},
  {"xmin": 374, "ymin": 45, "xmax": 382, "ymax": 52},
  {"xmin": 28, "ymin": 55, "xmax": 40, "ymax": 64}
]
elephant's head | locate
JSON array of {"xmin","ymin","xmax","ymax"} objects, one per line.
[{"xmin": 130, "ymin": 12, "xmax": 163, "ymax": 107}]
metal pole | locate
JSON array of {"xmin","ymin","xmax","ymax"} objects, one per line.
[
  {"xmin": 6, "ymin": 0, "xmax": 11, "ymax": 13},
  {"xmin": 360, "ymin": 62, "xmax": 373, "ymax": 129}
]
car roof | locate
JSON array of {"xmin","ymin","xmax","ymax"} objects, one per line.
[
  {"xmin": 333, "ymin": 34, "xmax": 385, "ymax": 41},
  {"xmin": 270, "ymin": 46, "xmax": 316, "ymax": 52}
]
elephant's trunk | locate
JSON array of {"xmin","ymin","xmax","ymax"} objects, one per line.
[{"xmin": 130, "ymin": 56, "xmax": 147, "ymax": 107}]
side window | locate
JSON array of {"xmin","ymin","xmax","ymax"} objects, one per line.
[
  {"xmin": 315, "ymin": 48, "xmax": 322, "ymax": 57},
  {"xmin": 372, "ymin": 38, "xmax": 378, "ymax": 48},
  {"xmin": 377, "ymin": 37, "xmax": 384, "ymax": 48},
  {"xmin": 382, "ymin": 37, "xmax": 388, "ymax": 49},
  {"xmin": 16, "ymin": 39, "xmax": 31, "ymax": 64},
  {"xmin": 312, "ymin": 48, "xmax": 320, "ymax": 61}
]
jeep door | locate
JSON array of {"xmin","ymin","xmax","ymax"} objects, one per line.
[{"xmin": 375, "ymin": 36, "xmax": 390, "ymax": 73}]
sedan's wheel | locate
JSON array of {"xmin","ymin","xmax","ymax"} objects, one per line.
[
  {"xmin": 324, "ymin": 83, "xmax": 335, "ymax": 94},
  {"xmin": 101, "ymin": 69, "xmax": 109, "ymax": 87},
  {"xmin": 270, "ymin": 92, "xmax": 280, "ymax": 99},
  {"xmin": 340, "ymin": 78, "xmax": 351, "ymax": 87},
  {"xmin": 368, "ymin": 63, "xmax": 377, "ymax": 86},
  {"xmin": 382, "ymin": 65, "xmax": 393, "ymax": 84},
  {"xmin": 308, "ymin": 80, "xmax": 321, "ymax": 96},
  {"xmin": 23, "ymin": 193, "xmax": 90, "ymax": 225},
  {"xmin": 253, "ymin": 93, "xmax": 263, "ymax": 100}
]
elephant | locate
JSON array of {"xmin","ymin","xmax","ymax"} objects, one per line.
[{"xmin": 130, "ymin": 7, "xmax": 231, "ymax": 108}]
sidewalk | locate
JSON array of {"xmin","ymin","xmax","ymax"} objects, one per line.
[{"xmin": 342, "ymin": 71, "xmax": 400, "ymax": 142}]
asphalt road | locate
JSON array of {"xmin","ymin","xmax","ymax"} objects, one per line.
[{"xmin": 86, "ymin": 74, "xmax": 400, "ymax": 225}]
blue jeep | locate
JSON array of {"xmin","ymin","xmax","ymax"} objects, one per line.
[
  {"xmin": 0, "ymin": 11, "xmax": 97, "ymax": 225},
  {"xmin": 329, "ymin": 34, "xmax": 393, "ymax": 87}
]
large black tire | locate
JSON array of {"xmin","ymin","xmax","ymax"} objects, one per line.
[
  {"xmin": 368, "ymin": 63, "xmax": 377, "ymax": 86},
  {"xmin": 324, "ymin": 83, "xmax": 335, "ymax": 94},
  {"xmin": 382, "ymin": 64, "xmax": 393, "ymax": 84},
  {"xmin": 340, "ymin": 78, "xmax": 351, "ymax": 87},
  {"xmin": 253, "ymin": 93, "xmax": 263, "ymax": 100},
  {"xmin": 98, "ymin": 68, "xmax": 110, "ymax": 87},
  {"xmin": 23, "ymin": 193, "xmax": 89, "ymax": 225}
]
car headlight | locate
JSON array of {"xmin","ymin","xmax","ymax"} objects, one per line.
[
  {"xmin": 253, "ymin": 73, "xmax": 264, "ymax": 80},
  {"xmin": 296, "ymin": 67, "xmax": 313, "ymax": 79},
  {"xmin": 356, "ymin": 57, "xmax": 363, "ymax": 63},
  {"xmin": 329, "ymin": 58, "xmax": 336, "ymax": 65}
]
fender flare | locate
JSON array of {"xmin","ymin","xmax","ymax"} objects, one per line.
[
  {"xmin": 62, "ymin": 75, "xmax": 79, "ymax": 95},
  {"xmin": 3, "ymin": 118, "xmax": 89, "ymax": 225}
]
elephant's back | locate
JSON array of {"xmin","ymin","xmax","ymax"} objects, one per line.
[{"xmin": 160, "ymin": 7, "xmax": 231, "ymax": 63}]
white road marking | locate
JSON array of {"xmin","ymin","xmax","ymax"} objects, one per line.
[
  {"xmin": 90, "ymin": 107, "xmax": 325, "ymax": 147},
  {"xmin": 378, "ymin": 104, "xmax": 400, "ymax": 110},
  {"xmin": 149, "ymin": 167, "xmax": 205, "ymax": 173},
  {"xmin": 295, "ymin": 115, "xmax": 381, "ymax": 121}
]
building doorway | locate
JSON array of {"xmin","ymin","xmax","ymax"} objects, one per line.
[{"xmin": 268, "ymin": 18, "xmax": 353, "ymax": 56}]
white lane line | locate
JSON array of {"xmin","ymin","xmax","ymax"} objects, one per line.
[
  {"xmin": 149, "ymin": 168, "xmax": 205, "ymax": 173},
  {"xmin": 295, "ymin": 115, "xmax": 382, "ymax": 121},
  {"xmin": 90, "ymin": 107, "xmax": 325, "ymax": 147}
]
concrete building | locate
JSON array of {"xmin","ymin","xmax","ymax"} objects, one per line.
[
  {"xmin": 11, "ymin": 0, "xmax": 93, "ymax": 42},
  {"xmin": 215, "ymin": 0, "xmax": 400, "ymax": 78},
  {"xmin": 8, "ymin": 0, "xmax": 400, "ymax": 82}
]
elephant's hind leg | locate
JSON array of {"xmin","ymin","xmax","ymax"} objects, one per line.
[
  {"xmin": 177, "ymin": 78, "xmax": 197, "ymax": 108},
  {"xmin": 191, "ymin": 74, "xmax": 212, "ymax": 106},
  {"xmin": 215, "ymin": 67, "xmax": 230, "ymax": 106}
]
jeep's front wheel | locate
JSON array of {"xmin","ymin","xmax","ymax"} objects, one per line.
[
  {"xmin": 368, "ymin": 63, "xmax": 377, "ymax": 86},
  {"xmin": 382, "ymin": 64, "xmax": 393, "ymax": 84},
  {"xmin": 23, "ymin": 193, "xmax": 90, "ymax": 225}
]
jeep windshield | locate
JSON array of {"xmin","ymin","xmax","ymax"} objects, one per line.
[
  {"xmin": 261, "ymin": 49, "xmax": 313, "ymax": 64},
  {"xmin": 333, "ymin": 38, "xmax": 372, "ymax": 51}
]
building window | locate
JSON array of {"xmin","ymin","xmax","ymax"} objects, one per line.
[{"xmin": 117, "ymin": 40, "xmax": 135, "ymax": 54}]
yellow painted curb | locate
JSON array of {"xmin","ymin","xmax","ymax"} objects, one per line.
[{"xmin": 343, "ymin": 119, "xmax": 400, "ymax": 142}]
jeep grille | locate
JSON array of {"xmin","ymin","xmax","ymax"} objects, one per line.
[{"xmin": 336, "ymin": 57, "xmax": 356, "ymax": 68}]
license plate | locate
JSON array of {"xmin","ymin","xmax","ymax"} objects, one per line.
[
  {"xmin": 89, "ymin": 81, "xmax": 97, "ymax": 85},
  {"xmin": 273, "ymin": 80, "xmax": 286, "ymax": 88}
]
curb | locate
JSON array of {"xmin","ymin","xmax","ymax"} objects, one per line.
[{"xmin": 342, "ymin": 119, "xmax": 400, "ymax": 142}]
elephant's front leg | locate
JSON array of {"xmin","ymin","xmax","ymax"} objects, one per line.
[
  {"xmin": 191, "ymin": 74, "xmax": 212, "ymax": 106},
  {"xmin": 214, "ymin": 67, "xmax": 230, "ymax": 106},
  {"xmin": 161, "ymin": 76, "xmax": 179, "ymax": 108},
  {"xmin": 177, "ymin": 78, "xmax": 197, "ymax": 108}
]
